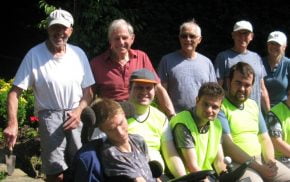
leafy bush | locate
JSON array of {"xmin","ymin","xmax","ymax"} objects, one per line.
[
  {"xmin": 0, "ymin": 170, "xmax": 7, "ymax": 180},
  {"xmin": 0, "ymin": 79, "xmax": 36, "ymax": 129}
]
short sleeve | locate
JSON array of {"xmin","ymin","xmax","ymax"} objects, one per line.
[
  {"xmin": 173, "ymin": 123, "xmax": 195, "ymax": 148},
  {"xmin": 266, "ymin": 112, "xmax": 283, "ymax": 138},
  {"xmin": 161, "ymin": 118, "xmax": 173, "ymax": 142},
  {"xmin": 258, "ymin": 112, "xmax": 268, "ymax": 134},
  {"xmin": 141, "ymin": 51, "xmax": 160, "ymax": 82},
  {"xmin": 157, "ymin": 56, "xmax": 168, "ymax": 83},
  {"xmin": 209, "ymin": 62, "xmax": 217, "ymax": 82},
  {"xmin": 13, "ymin": 51, "xmax": 34, "ymax": 90},
  {"xmin": 217, "ymin": 110, "xmax": 231, "ymax": 134},
  {"xmin": 81, "ymin": 50, "xmax": 95, "ymax": 88},
  {"xmin": 214, "ymin": 52, "xmax": 226, "ymax": 80}
]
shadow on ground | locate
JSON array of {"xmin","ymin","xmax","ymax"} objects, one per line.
[{"xmin": 0, "ymin": 138, "xmax": 41, "ymax": 178}]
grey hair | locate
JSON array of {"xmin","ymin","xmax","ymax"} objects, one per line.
[
  {"xmin": 179, "ymin": 18, "xmax": 201, "ymax": 36},
  {"xmin": 108, "ymin": 19, "xmax": 134, "ymax": 40}
]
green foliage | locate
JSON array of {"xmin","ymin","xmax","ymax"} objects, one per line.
[
  {"xmin": 37, "ymin": 0, "xmax": 56, "ymax": 29},
  {"xmin": 23, "ymin": 127, "xmax": 39, "ymax": 139},
  {"xmin": 0, "ymin": 128, "xmax": 4, "ymax": 145},
  {"xmin": 0, "ymin": 79, "xmax": 35, "ymax": 128},
  {"xmin": 0, "ymin": 170, "xmax": 7, "ymax": 180}
]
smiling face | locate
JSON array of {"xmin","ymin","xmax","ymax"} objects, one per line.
[
  {"xmin": 267, "ymin": 41, "xmax": 286, "ymax": 58},
  {"xmin": 109, "ymin": 26, "xmax": 135, "ymax": 58},
  {"xmin": 179, "ymin": 23, "xmax": 202, "ymax": 54},
  {"xmin": 228, "ymin": 70, "xmax": 254, "ymax": 106},
  {"xmin": 129, "ymin": 82, "xmax": 155, "ymax": 106},
  {"xmin": 47, "ymin": 24, "xmax": 73, "ymax": 49},
  {"xmin": 195, "ymin": 95, "xmax": 222, "ymax": 123}
]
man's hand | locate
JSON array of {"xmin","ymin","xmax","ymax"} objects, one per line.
[
  {"xmin": 63, "ymin": 107, "xmax": 82, "ymax": 130},
  {"xmin": 4, "ymin": 122, "xmax": 18, "ymax": 150},
  {"xmin": 257, "ymin": 161, "xmax": 277, "ymax": 181}
]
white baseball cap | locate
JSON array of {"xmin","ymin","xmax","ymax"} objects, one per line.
[
  {"xmin": 267, "ymin": 31, "xmax": 287, "ymax": 46},
  {"xmin": 233, "ymin": 20, "xmax": 253, "ymax": 32},
  {"xmin": 48, "ymin": 9, "xmax": 74, "ymax": 28}
]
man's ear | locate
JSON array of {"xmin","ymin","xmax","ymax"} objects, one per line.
[
  {"xmin": 196, "ymin": 96, "xmax": 199, "ymax": 104},
  {"xmin": 248, "ymin": 32, "xmax": 254, "ymax": 42},
  {"xmin": 131, "ymin": 33, "xmax": 135, "ymax": 42}
]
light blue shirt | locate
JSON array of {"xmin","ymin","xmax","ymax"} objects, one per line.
[
  {"xmin": 215, "ymin": 49, "xmax": 266, "ymax": 108},
  {"xmin": 262, "ymin": 56, "xmax": 290, "ymax": 107},
  {"xmin": 158, "ymin": 51, "xmax": 216, "ymax": 112}
]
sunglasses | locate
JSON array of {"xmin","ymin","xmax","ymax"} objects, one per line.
[{"xmin": 179, "ymin": 34, "xmax": 199, "ymax": 39}]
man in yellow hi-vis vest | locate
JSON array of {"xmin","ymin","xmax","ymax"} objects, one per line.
[
  {"xmin": 170, "ymin": 82, "xmax": 227, "ymax": 180},
  {"xmin": 267, "ymin": 85, "xmax": 290, "ymax": 169},
  {"xmin": 127, "ymin": 68, "xmax": 187, "ymax": 180},
  {"xmin": 218, "ymin": 62, "xmax": 290, "ymax": 181}
]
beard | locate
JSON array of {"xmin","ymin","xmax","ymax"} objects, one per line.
[{"xmin": 228, "ymin": 90, "xmax": 248, "ymax": 106}]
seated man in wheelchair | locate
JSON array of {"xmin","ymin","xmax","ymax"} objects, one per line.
[{"xmin": 72, "ymin": 98, "xmax": 156, "ymax": 181}]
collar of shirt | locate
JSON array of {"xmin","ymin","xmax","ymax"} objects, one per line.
[{"xmin": 104, "ymin": 49, "xmax": 138, "ymax": 64}]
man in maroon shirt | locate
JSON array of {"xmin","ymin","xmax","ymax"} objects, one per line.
[{"xmin": 91, "ymin": 19, "xmax": 175, "ymax": 117}]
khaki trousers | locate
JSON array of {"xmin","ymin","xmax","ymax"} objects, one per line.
[{"xmin": 232, "ymin": 155, "xmax": 290, "ymax": 182}]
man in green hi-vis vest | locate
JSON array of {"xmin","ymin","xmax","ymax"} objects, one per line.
[
  {"xmin": 127, "ymin": 68, "xmax": 187, "ymax": 179},
  {"xmin": 267, "ymin": 85, "xmax": 290, "ymax": 169},
  {"xmin": 218, "ymin": 62, "xmax": 290, "ymax": 181},
  {"xmin": 170, "ymin": 82, "xmax": 227, "ymax": 178}
]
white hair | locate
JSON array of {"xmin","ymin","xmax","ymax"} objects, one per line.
[
  {"xmin": 108, "ymin": 19, "xmax": 134, "ymax": 40},
  {"xmin": 179, "ymin": 19, "xmax": 202, "ymax": 36}
]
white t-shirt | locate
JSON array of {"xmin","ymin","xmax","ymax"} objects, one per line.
[{"xmin": 14, "ymin": 42, "xmax": 95, "ymax": 112}]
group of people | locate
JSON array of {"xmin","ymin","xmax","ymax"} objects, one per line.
[{"xmin": 3, "ymin": 8, "xmax": 290, "ymax": 182}]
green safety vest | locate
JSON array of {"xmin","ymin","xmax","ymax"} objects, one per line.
[
  {"xmin": 222, "ymin": 98, "xmax": 261, "ymax": 156},
  {"xmin": 270, "ymin": 102, "xmax": 290, "ymax": 158},
  {"xmin": 127, "ymin": 106, "xmax": 166, "ymax": 152},
  {"xmin": 170, "ymin": 111, "xmax": 222, "ymax": 171}
]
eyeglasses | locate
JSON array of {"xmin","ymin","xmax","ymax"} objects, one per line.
[{"xmin": 179, "ymin": 34, "xmax": 199, "ymax": 39}]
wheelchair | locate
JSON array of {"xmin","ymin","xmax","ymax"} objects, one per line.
[{"xmin": 68, "ymin": 105, "xmax": 252, "ymax": 182}]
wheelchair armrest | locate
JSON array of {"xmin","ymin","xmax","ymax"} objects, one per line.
[{"xmin": 218, "ymin": 159, "xmax": 253, "ymax": 182}]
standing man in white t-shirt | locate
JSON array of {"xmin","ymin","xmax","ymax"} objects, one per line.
[{"xmin": 4, "ymin": 9, "xmax": 95, "ymax": 182}]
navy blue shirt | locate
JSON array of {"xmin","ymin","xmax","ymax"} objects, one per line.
[{"xmin": 72, "ymin": 139, "xmax": 104, "ymax": 182}]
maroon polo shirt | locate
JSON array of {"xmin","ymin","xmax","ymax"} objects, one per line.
[{"xmin": 90, "ymin": 49, "xmax": 160, "ymax": 101}]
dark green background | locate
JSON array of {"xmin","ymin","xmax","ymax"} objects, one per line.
[{"xmin": 1, "ymin": 0, "xmax": 289, "ymax": 79}]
